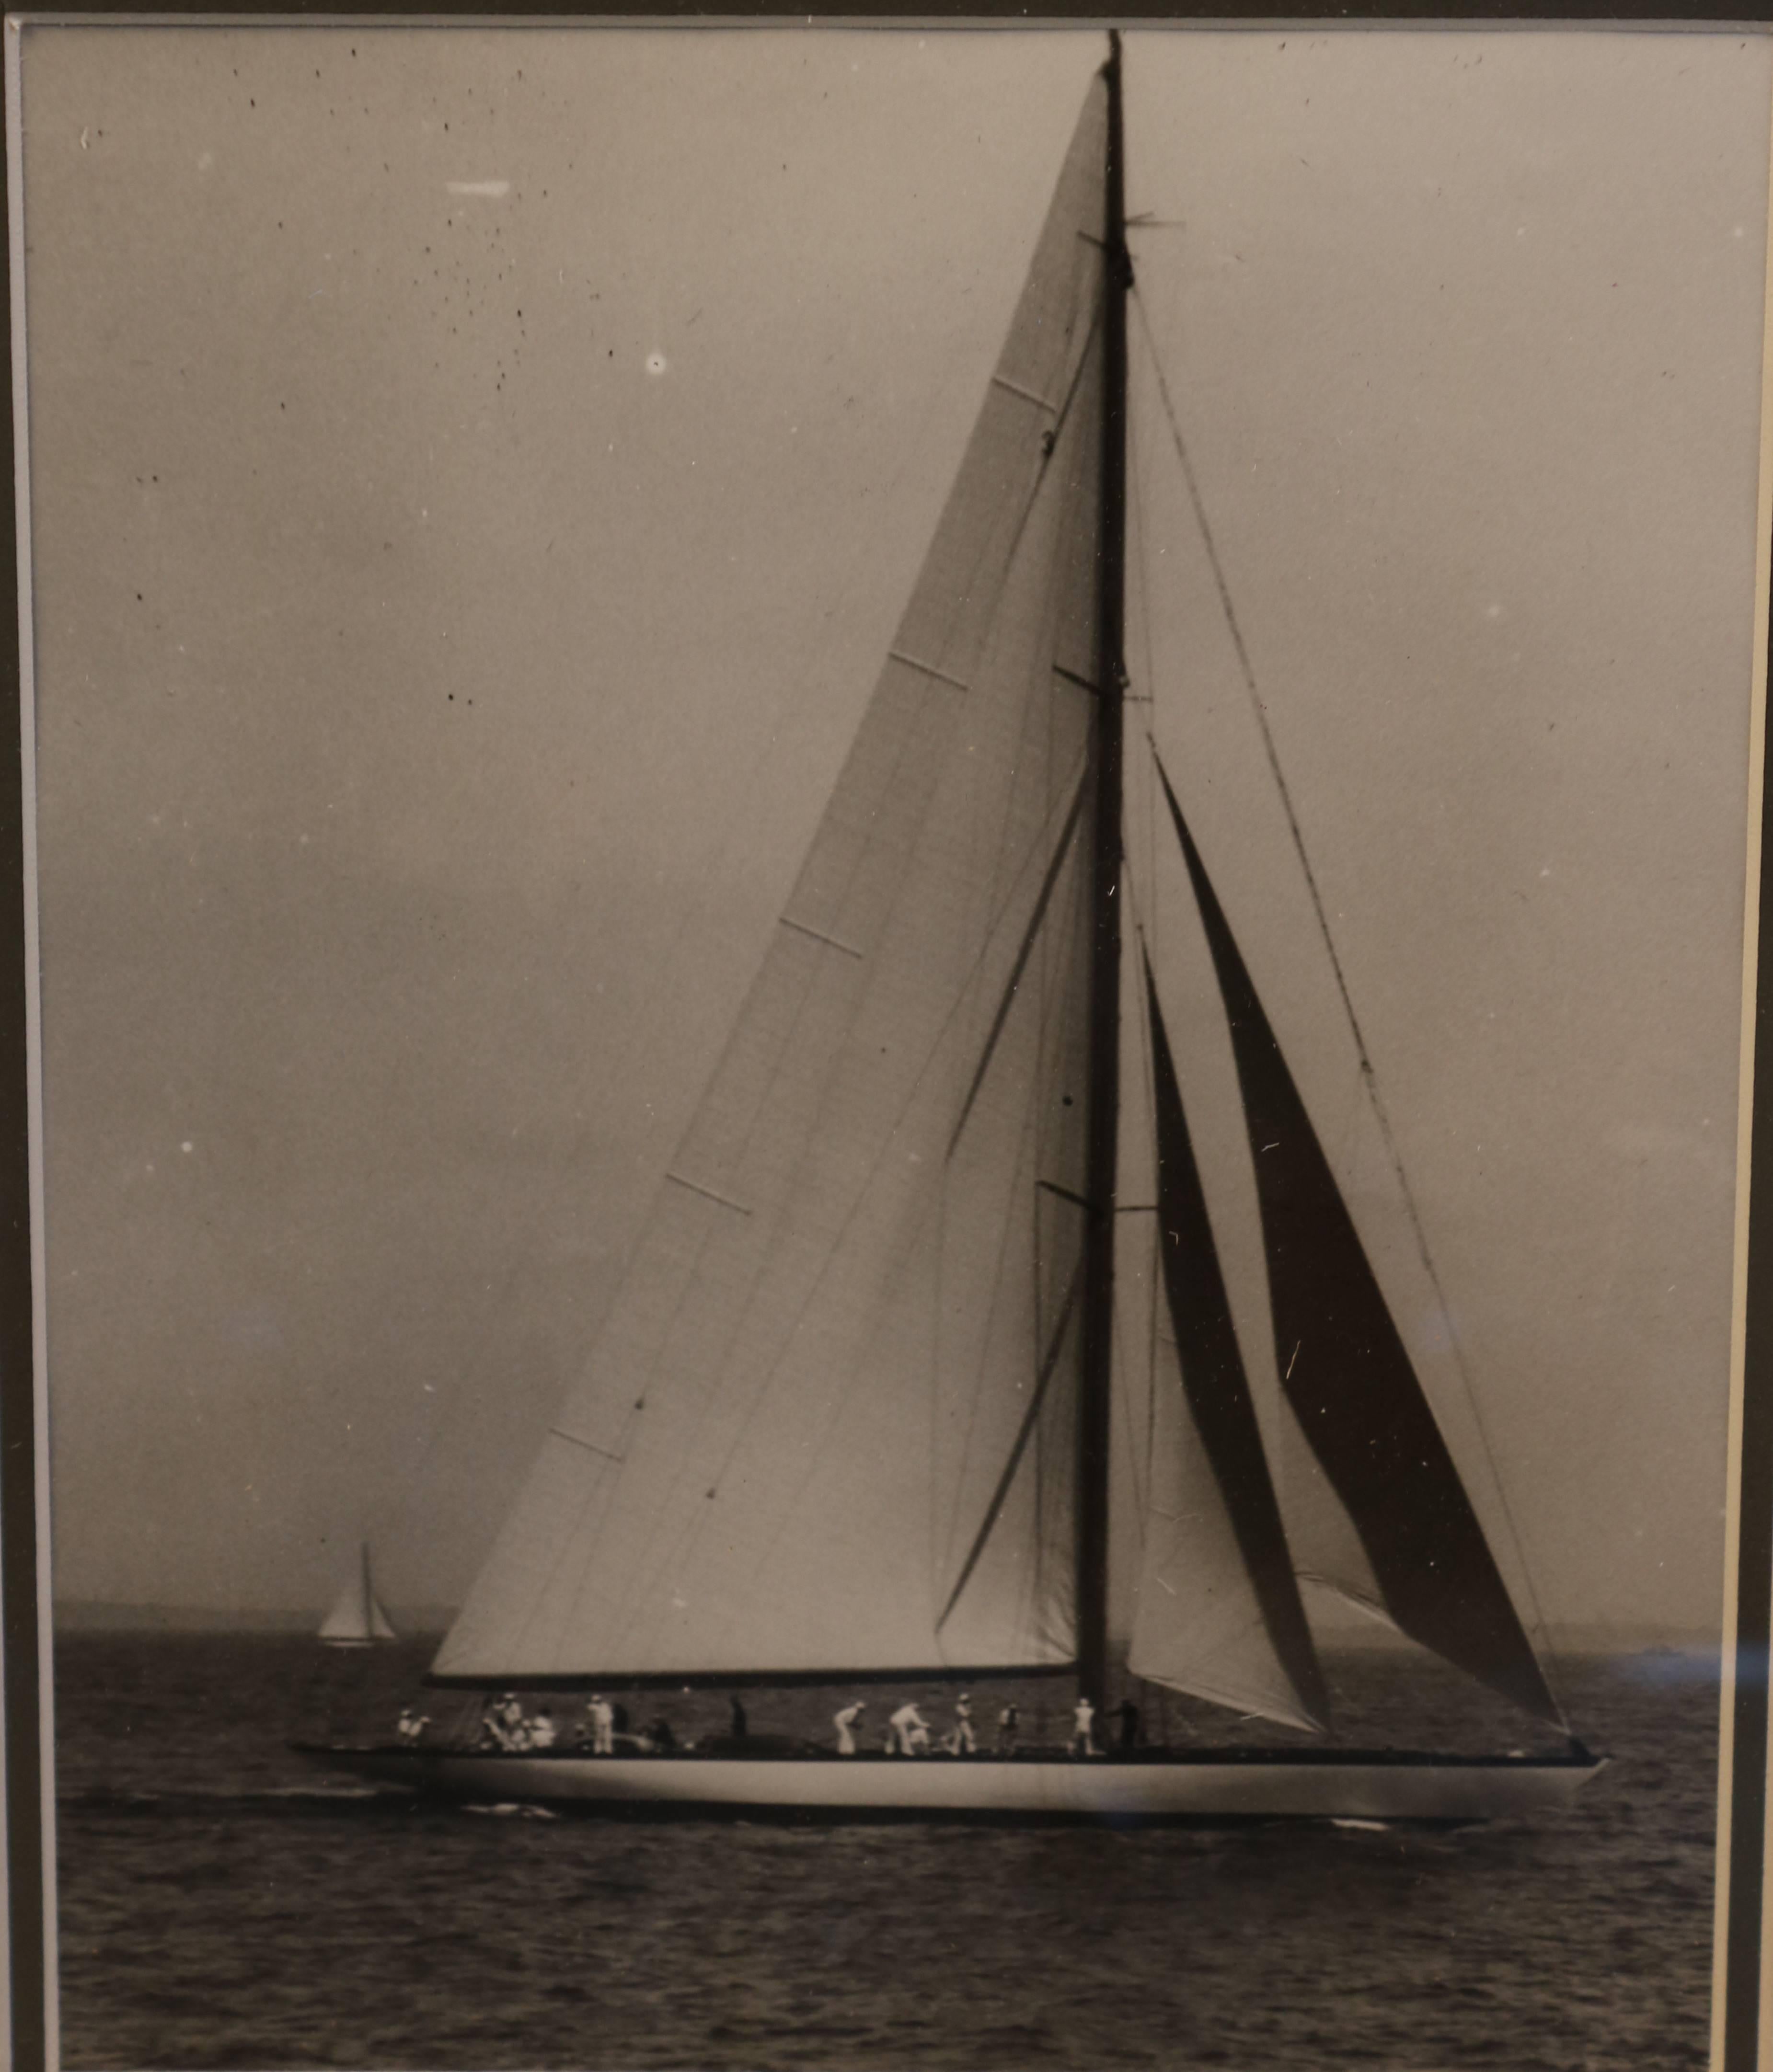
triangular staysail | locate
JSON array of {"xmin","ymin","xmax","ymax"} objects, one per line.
[
  {"xmin": 1153, "ymin": 759, "xmax": 1562, "ymax": 1727},
  {"xmin": 1128, "ymin": 958, "xmax": 1330, "ymax": 1733},
  {"xmin": 433, "ymin": 77, "xmax": 1110, "ymax": 1688},
  {"xmin": 1277, "ymin": 1408, "xmax": 1398, "ymax": 1634}
]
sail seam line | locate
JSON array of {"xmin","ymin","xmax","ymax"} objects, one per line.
[
  {"xmin": 664, "ymin": 1173, "xmax": 753, "ymax": 1216},
  {"xmin": 549, "ymin": 1427, "xmax": 624, "ymax": 1465},
  {"xmin": 1297, "ymin": 1571, "xmax": 1401, "ymax": 1631},
  {"xmin": 991, "ymin": 373, "xmax": 1060, "ymax": 413},
  {"xmin": 936, "ymin": 1260, "xmax": 1085, "ymax": 1634},
  {"xmin": 887, "ymin": 649, "xmax": 970, "ymax": 693},
  {"xmin": 936, "ymin": 1051, "xmax": 1059, "ymax": 1632},
  {"xmin": 987, "ymin": 292, "xmax": 1106, "ymax": 593},
  {"xmin": 945, "ymin": 770, "xmax": 1091, "ymax": 1160},
  {"xmin": 1052, "ymin": 663, "xmax": 1101, "ymax": 697},
  {"xmin": 779, "ymin": 916, "xmax": 864, "ymax": 959}
]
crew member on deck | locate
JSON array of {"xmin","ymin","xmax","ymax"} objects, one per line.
[
  {"xmin": 529, "ymin": 1707, "xmax": 558, "ymax": 1750},
  {"xmin": 890, "ymin": 1701, "xmax": 931, "ymax": 1755},
  {"xmin": 483, "ymin": 1693, "xmax": 524, "ymax": 1750},
  {"xmin": 587, "ymin": 1694, "xmax": 615, "ymax": 1754},
  {"xmin": 997, "ymin": 1702, "xmax": 1020, "ymax": 1754},
  {"xmin": 396, "ymin": 1706, "xmax": 429, "ymax": 1744},
  {"xmin": 948, "ymin": 1693, "xmax": 977, "ymax": 1755},
  {"xmin": 1071, "ymin": 1695, "xmax": 1097, "ymax": 1758},
  {"xmin": 1115, "ymin": 1698, "xmax": 1142, "ymax": 1752},
  {"xmin": 728, "ymin": 1695, "xmax": 749, "ymax": 1741},
  {"xmin": 834, "ymin": 1701, "xmax": 866, "ymax": 1755}
]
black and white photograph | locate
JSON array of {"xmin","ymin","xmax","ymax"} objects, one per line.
[{"xmin": 9, "ymin": 19, "xmax": 1773, "ymax": 2068}]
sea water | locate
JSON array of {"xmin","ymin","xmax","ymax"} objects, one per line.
[{"xmin": 52, "ymin": 1636, "xmax": 1716, "ymax": 2069}]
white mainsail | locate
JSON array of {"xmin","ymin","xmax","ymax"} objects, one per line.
[{"xmin": 434, "ymin": 79, "xmax": 1110, "ymax": 1686}]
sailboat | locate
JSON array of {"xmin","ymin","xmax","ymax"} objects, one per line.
[
  {"xmin": 299, "ymin": 37, "xmax": 1604, "ymax": 1822},
  {"xmin": 317, "ymin": 1543, "xmax": 398, "ymax": 1650}
]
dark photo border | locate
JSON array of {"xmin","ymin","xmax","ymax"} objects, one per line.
[{"xmin": 4, "ymin": 12, "xmax": 1770, "ymax": 2072}]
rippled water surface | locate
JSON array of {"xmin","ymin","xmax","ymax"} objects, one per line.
[{"xmin": 54, "ymin": 1636, "xmax": 1717, "ymax": 2069}]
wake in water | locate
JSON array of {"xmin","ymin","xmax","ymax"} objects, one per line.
[{"xmin": 59, "ymin": 1785, "xmax": 414, "ymax": 1820}]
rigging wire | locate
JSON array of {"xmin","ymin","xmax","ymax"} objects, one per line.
[
  {"xmin": 1106, "ymin": 906, "xmax": 1162, "ymax": 1547},
  {"xmin": 1128, "ymin": 349, "xmax": 1163, "ymax": 1516},
  {"xmin": 1129, "ymin": 280, "xmax": 1567, "ymax": 1720}
]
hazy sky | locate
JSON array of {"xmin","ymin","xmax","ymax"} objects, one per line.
[{"xmin": 16, "ymin": 25, "xmax": 1772, "ymax": 1639}]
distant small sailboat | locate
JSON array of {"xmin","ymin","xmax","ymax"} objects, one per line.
[
  {"xmin": 300, "ymin": 34, "xmax": 1605, "ymax": 1823},
  {"xmin": 317, "ymin": 1543, "xmax": 398, "ymax": 1650}
]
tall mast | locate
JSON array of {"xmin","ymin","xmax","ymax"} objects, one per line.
[{"xmin": 1076, "ymin": 29, "xmax": 1129, "ymax": 1711}]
